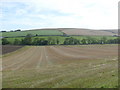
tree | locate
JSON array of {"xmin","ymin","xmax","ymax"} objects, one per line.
[
  {"xmin": 63, "ymin": 38, "xmax": 69, "ymax": 45},
  {"xmin": 14, "ymin": 39, "xmax": 21, "ymax": 45},
  {"xmin": 1, "ymin": 31, "xmax": 6, "ymax": 32},
  {"xmin": 86, "ymin": 37, "xmax": 95, "ymax": 44},
  {"xmin": 74, "ymin": 39, "xmax": 80, "ymax": 44},
  {"xmin": 15, "ymin": 29, "xmax": 21, "ymax": 32},
  {"xmin": 101, "ymin": 36, "xmax": 107, "ymax": 44},
  {"xmin": 2, "ymin": 38, "xmax": 9, "ymax": 45},
  {"xmin": 81, "ymin": 39, "xmax": 87, "ymax": 44},
  {"xmin": 63, "ymin": 37, "xmax": 80, "ymax": 45},
  {"xmin": 22, "ymin": 34, "xmax": 32, "ymax": 45},
  {"xmin": 91, "ymin": 38, "xmax": 98, "ymax": 44},
  {"xmin": 42, "ymin": 40, "xmax": 48, "ymax": 45},
  {"xmin": 48, "ymin": 37, "xmax": 52, "ymax": 45},
  {"xmin": 69, "ymin": 37, "xmax": 74, "ymax": 45},
  {"xmin": 36, "ymin": 34, "xmax": 38, "ymax": 36},
  {"xmin": 21, "ymin": 39, "xmax": 25, "ymax": 45},
  {"xmin": 39, "ymin": 38, "xmax": 45, "ymax": 45},
  {"xmin": 51, "ymin": 39, "xmax": 56, "ymax": 45},
  {"xmin": 118, "ymin": 37, "xmax": 120, "ymax": 44},
  {"xmin": 56, "ymin": 38, "xmax": 59, "ymax": 45},
  {"xmin": 32, "ymin": 38, "xmax": 39, "ymax": 45}
]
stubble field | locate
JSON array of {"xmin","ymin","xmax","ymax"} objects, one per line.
[{"xmin": 2, "ymin": 44, "xmax": 118, "ymax": 88}]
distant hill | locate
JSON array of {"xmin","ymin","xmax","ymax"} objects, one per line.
[
  {"xmin": 28, "ymin": 28, "xmax": 118, "ymax": 36},
  {"xmin": 1, "ymin": 28, "xmax": 118, "ymax": 37},
  {"xmin": 57, "ymin": 28, "xmax": 118, "ymax": 36}
]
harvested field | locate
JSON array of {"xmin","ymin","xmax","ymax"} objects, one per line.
[
  {"xmin": 1, "ymin": 45, "xmax": 23, "ymax": 55},
  {"xmin": 59, "ymin": 28, "xmax": 118, "ymax": 36},
  {"xmin": 2, "ymin": 44, "xmax": 118, "ymax": 88}
]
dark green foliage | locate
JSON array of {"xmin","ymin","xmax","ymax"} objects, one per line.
[
  {"xmin": 48, "ymin": 37, "xmax": 53, "ymax": 45},
  {"xmin": 81, "ymin": 38, "xmax": 87, "ymax": 44},
  {"xmin": 51, "ymin": 39, "xmax": 56, "ymax": 45},
  {"xmin": 32, "ymin": 38, "xmax": 39, "ymax": 45},
  {"xmin": 21, "ymin": 34, "xmax": 32, "ymax": 45},
  {"xmin": 36, "ymin": 34, "xmax": 38, "ymax": 36},
  {"xmin": 63, "ymin": 37, "xmax": 80, "ymax": 45},
  {"xmin": 2, "ymin": 38, "xmax": 10, "ymax": 45},
  {"xmin": 30, "ymin": 38, "xmax": 48, "ymax": 45},
  {"xmin": 37, "ymin": 38, "xmax": 48, "ymax": 45},
  {"xmin": 56, "ymin": 38, "xmax": 59, "ymax": 45},
  {"xmin": 101, "ymin": 36, "xmax": 107, "ymax": 44},
  {"xmin": 13, "ymin": 39, "xmax": 21, "ymax": 45},
  {"xmin": 4, "ymin": 35, "xmax": 119, "ymax": 45},
  {"xmin": 118, "ymin": 37, "xmax": 120, "ymax": 44}
]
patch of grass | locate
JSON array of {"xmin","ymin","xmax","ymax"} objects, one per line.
[
  {"xmin": 3, "ymin": 56, "xmax": 118, "ymax": 88},
  {"xmin": 1, "ymin": 30, "xmax": 63, "ymax": 37}
]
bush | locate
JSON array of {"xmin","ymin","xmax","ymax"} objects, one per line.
[{"xmin": 2, "ymin": 38, "xmax": 9, "ymax": 45}]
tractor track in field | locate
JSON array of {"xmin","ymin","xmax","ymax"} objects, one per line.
[
  {"xmin": 12, "ymin": 59, "xmax": 117, "ymax": 88},
  {"xmin": 3, "ymin": 47, "xmax": 37, "ymax": 70},
  {"xmin": 2, "ymin": 45, "xmax": 118, "ymax": 71},
  {"xmin": 36, "ymin": 47, "xmax": 43, "ymax": 69},
  {"xmin": 2, "ymin": 45, "xmax": 118, "ymax": 88}
]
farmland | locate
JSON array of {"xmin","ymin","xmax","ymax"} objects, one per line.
[
  {"xmin": 1, "ymin": 45, "xmax": 23, "ymax": 55},
  {"xmin": 2, "ymin": 44, "xmax": 118, "ymax": 88},
  {"xmin": 1, "ymin": 28, "xmax": 118, "ymax": 38},
  {"xmin": 1, "ymin": 28, "xmax": 118, "ymax": 45},
  {"xmin": 59, "ymin": 28, "xmax": 118, "ymax": 36},
  {"xmin": 1, "ymin": 28, "xmax": 118, "ymax": 88},
  {"xmin": 1, "ymin": 30, "xmax": 63, "ymax": 37}
]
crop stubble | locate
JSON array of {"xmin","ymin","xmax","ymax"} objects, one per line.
[{"xmin": 2, "ymin": 45, "xmax": 118, "ymax": 88}]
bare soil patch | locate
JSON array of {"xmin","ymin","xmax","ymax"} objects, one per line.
[{"xmin": 1, "ymin": 45, "xmax": 23, "ymax": 55}]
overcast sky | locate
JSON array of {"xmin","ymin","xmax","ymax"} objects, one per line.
[{"xmin": 0, "ymin": 0, "xmax": 119, "ymax": 31}]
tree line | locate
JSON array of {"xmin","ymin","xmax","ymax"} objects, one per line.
[{"xmin": 2, "ymin": 34, "xmax": 119, "ymax": 45}]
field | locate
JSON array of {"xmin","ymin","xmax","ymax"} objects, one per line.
[
  {"xmin": 1, "ymin": 45, "xmax": 23, "ymax": 55},
  {"xmin": 2, "ymin": 44, "xmax": 118, "ymax": 88},
  {"xmin": 1, "ymin": 30, "xmax": 63, "ymax": 37},
  {"xmin": 59, "ymin": 28, "xmax": 118, "ymax": 36},
  {"xmin": 1, "ymin": 28, "xmax": 118, "ymax": 38}
]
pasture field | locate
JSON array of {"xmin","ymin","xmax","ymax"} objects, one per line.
[
  {"xmin": 72, "ymin": 36, "xmax": 117, "ymax": 40},
  {"xmin": 2, "ymin": 44, "xmax": 118, "ymax": 88},
  {"xmin": 1, "ymin": 30, "xmax": 63, "ymax": 37}
]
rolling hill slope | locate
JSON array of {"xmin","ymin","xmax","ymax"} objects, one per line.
[
  {"xmin": 58, "ymin": 28, "xmax": 118, "ymax": 36},
  {"xmin": 1, "ymin": 29, "xmax": 63, "ymax": 37},
  {"xmin": 1, "ymin": 28, "xmax": 118, "ymax": 37}
]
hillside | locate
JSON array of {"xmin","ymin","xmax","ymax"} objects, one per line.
[
  {"xmin": 25, "ymin": 28, "xmax": 118, "ymax": 36},
  {"xmin": 1, "ymin": 30, "xmax": 63, "ymax": 37},
  {"xmin": 1, "ymin": 28, "xmax": 118, "ymax": 37},
  {"xmin": 57, "ymin": 28, "xmax": 118, "ymax": 36}
]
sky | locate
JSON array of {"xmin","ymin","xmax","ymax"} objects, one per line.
[{"xmin": 0, "ymin": 0, "xmax": 119, "ymax": 31}]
